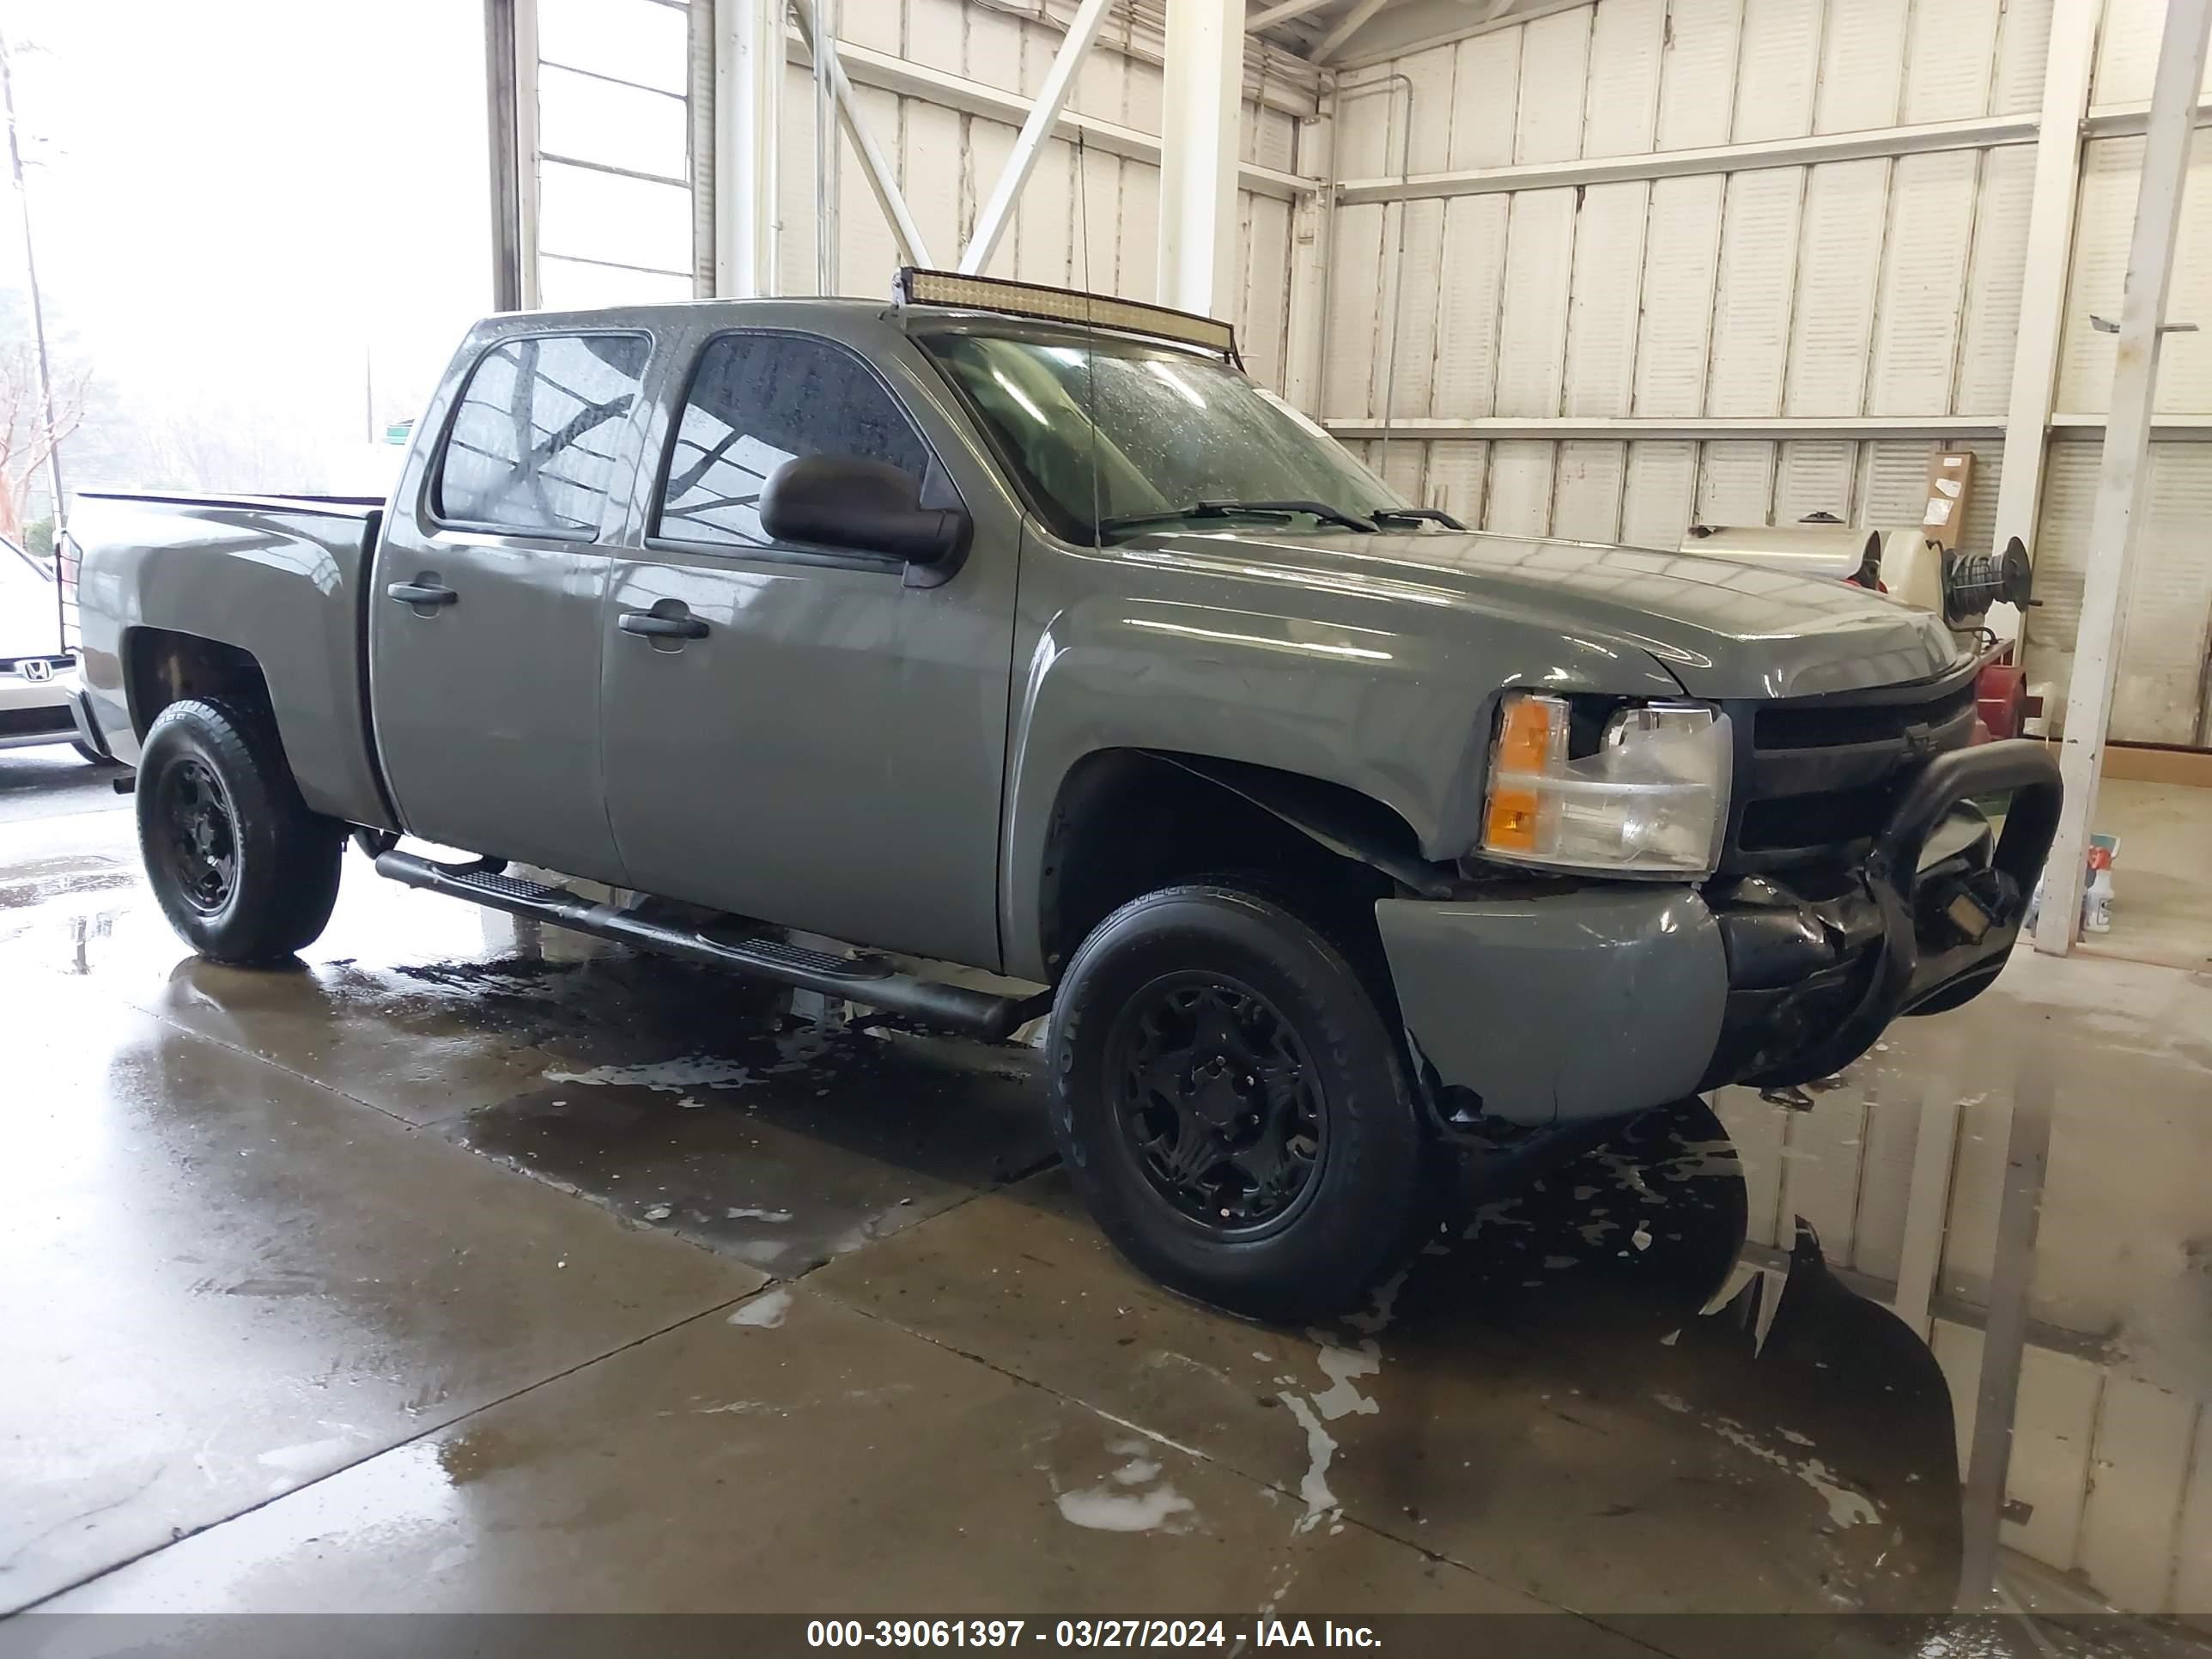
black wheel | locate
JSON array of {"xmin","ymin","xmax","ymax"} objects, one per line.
[
  {"xmin": 71, "ymin": 740, "xmax": 106, "ymax": 765},
  {"xmin": 1048, "ymin": 884, "xmax": 1431, "ymax": 1322},
  {"xmin": 136, "ymin": 697, "xmax": 343, "ymax": 964}
]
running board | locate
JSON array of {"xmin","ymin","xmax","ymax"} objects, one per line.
[{"xmin": 374, "ymin": 849, "xmax": 1046, "ymax": 1042}]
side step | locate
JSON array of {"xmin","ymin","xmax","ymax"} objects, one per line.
[{"xmin": 374, "ymin": 849, "xmax": 1046, "ymax": 1042}]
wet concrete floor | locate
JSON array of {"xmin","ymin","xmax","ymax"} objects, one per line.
[{"xmin": 3, "ymin": 766, "xmax": 2209, "ymax": 1642}]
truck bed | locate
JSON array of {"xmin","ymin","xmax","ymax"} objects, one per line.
[{"xmin": 69, "ymin": 489, "xmax": 397, "ymax": 829}]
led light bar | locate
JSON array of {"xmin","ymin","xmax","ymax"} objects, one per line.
[{"xmin": 892, "ymin": 267, "xmax": 1240, "ymax": 364}]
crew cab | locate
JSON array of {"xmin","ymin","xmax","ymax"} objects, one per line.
[{"xmin": 70, "ymin": 271, "xmax": 2060, "ymax": 1321}]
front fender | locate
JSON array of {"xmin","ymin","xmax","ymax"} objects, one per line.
[{"xmin": 997, "ymin": 588, "xmax": 1685, "ymax": 981}]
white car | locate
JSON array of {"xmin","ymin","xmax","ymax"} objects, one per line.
[{"xmin": 1, "ymin": 536, "xmax": 99, "ymax": 760}]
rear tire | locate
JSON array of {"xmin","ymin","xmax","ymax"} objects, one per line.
[
  {"xmin": 136, "ymin": 697, "xmax": 343, "ymax": 964},
  {"xmin": 1048, "ymin": 884, "xmax": 1431, "ymax": 1323}
]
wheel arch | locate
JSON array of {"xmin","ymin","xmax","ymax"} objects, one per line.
[{"xmin": 1029, "ymin": 747, "xmax": 1449, "ymax": 985}]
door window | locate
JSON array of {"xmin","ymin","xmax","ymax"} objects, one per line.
[
  {"xmin": 434, "ymin": 331, "xmax": 651, "ymax": 536},
  {"xmin": 657, "ymin": 332, "xmax": 930, "ymax": 549}
]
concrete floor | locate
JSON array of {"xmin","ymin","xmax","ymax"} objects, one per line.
[{"xmin": 3, "ymin": 742, "xmax": 2209, "ymax": 1643}]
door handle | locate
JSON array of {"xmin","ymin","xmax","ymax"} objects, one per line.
[
  {"xmin": 619, "ymin": 611, "xmax": 709, "ymax": 640},
  {"xmin": 387, "ymin": 581, "xmax": 458, "ymax": 606}
]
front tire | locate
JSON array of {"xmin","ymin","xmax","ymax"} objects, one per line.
[
  {"xmin": 1048, "ymin": 884, "xmax": 1431, "ymax": 1323},
  {"xmin": 136, "ymin": 697, "xmax": 343, "ymax": 964}
]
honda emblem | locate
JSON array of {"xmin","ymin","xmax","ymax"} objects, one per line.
[{"xmin": 21, "ymin": 658, "xmax": 52, "ymax": 683}]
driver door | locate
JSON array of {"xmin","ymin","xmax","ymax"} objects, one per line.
[{"xmin": 598, "ymin": 327, "xmax": 1016, "ymax": 969}]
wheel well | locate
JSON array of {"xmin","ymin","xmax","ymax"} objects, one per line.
[
  {"xmin": 1036, "ymin": 750, "xmax": 1421, "ymax": 980},
  {"xmin": 125, "ymin": 629, "xmax": 273, "ymax": 739}
]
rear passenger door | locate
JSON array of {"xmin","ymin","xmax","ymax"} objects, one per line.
[
  {"xmin": 372, "ymin": 330, "xmax": 649, "ymax": 882},
  {"xmin": 598, "ymin": 328, "xmax": 1017, "ymax": 969}
]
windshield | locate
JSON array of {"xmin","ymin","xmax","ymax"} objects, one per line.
[{"xmin": 919, "ymin": 332, "xmax": 1407, "ymax": 543}]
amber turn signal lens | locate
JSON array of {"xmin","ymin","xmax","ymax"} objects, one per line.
[
  {"xmin": 1485, "ymin": 787, "xmax": 1541, "ymax": 851},
  {"xmin": 1496, "ymin": 695, "xmax": 1561, "ymax": 775}
]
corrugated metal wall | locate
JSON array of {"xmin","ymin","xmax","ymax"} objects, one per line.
[
  {"xmin": 1324, "ymin": 0, "xmax": 2212, "ymax": 745},
  {"xmin": 525, "ymin": 0, "xmax": 1317, "ymax": 398},
  {"xmin": 1325, "ymin": 0, "xmax": 2038, "ymax": 547}
]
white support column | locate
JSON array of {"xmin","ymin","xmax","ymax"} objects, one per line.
[
  {"xmin": 515, "ymin": 0, "xmax": 542, "ymax": 309},
  {"xmin": 2036, "ymin": 0, "xmax": 2212, "ymax": 956},
  {"xmin": 1990, "ymin": 0, "xmax": 2104, "ymax": 643},
  {"xmin": 1281, "ymin": 111, "xmax": 1332, "ymax": 411},
  {"xmin": 1158, "ymin": 0, "xmax": 1243, "ymax": 317},
  {"xmin": 960, "ymin": 0, "xmax": 1115, "ymax": 276},
  {"xmin": 714, "ymin": 0, "xmax": 783, "ymax": 297},
  {"xmin": 792, "ymin": 0, "xmax": 936, "ymax": 278}
]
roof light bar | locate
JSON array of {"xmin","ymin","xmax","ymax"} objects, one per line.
[{"xmin": 892, "ymin": 266, "xmax": 1240, "ymax": 364}]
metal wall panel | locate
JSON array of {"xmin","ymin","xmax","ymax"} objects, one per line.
[
  {"xmin": 1706, "ymin": 168, "xmax": 1804, "ymax": 417},
  {"xmin": 1654, "ymin": 0, "xmax": 1743, "ymax": 149},
  {"xmin": 1730, "ymin": 0, "xmax": 1821, "ymax": 143},
  {"xmin": 1814, "ymin": 0, "xmax": 1908, "ymax": 133},
  {"xmin": 1785, "ymin": 159, "xmax": 1887, "ymax": 414},
  {"xmin": 1901, "ymin": 0, "xmax": 2002, "ymax": 122},
  {"xmin": 1634, "ymin": 176, "xmax": 1726, "ymax": 416},
  {"xmin": 1581, "ymin": 0, "xmax": 1663, "ymax": 157},
  {"xmin": 1868, "ymin": 149, "xmax": 1979, "ymax": 416},
  {"xmin": 1563, "ymin": 182, "xmax": 1648, "ymax": 416}
]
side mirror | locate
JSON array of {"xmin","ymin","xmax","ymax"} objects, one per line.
[{"xmin": 757, "ymin": 454, "xmax": 971, "ymax": 566}]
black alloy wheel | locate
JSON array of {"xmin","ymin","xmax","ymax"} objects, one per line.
[{"xmin": 1109, "ymin": 975, "xmax": 1324, "ymax": 1234}]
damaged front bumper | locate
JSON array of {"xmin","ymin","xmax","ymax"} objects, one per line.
[{"xmin": 1375, "ymin": 738, "xmax": 2063, "ymax": 1128}]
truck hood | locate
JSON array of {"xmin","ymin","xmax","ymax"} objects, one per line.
[{"xmin": 1143, "ymin": 526, "xmax": 1967, "ymax": 698}]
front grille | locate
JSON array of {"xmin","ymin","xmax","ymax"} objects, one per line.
[{"xmin": 1723, "ymin": 664, "xmax": 1981, "ymax": 874}]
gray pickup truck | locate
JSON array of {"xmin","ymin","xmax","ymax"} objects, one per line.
[{"xmin": 72, "ymin": 271, "xmax": 2060, "ymax": 1320}]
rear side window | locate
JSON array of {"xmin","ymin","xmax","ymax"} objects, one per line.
[
  {"xmin": 434, "ymin": 331, "xmax": 650, "ymax": 536},
  {"xmin": 657, "ymin": 332, "xmax": 930, "ymax": 549}
]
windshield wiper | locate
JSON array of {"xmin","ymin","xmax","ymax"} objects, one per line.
[
  {"xmin": 1097, "ymin": 499, "xmax": 1379, "ymax": 536},
  {"xmin": 1370, "ymin": 506, "xmax": 1466, "ymax": 531}
]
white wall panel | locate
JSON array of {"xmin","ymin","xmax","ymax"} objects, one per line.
[
  {"xmin": 1562, "ymin": 182, "xmax": 1647, "ymax": 416},
  {"xmin": 1774, "ymin": 441, "xmax": 1856, "ymax": 520},
  {"xmin": 1620, "ymin": 440, "xmax": 1699, "ymax": 547},
  {"xmin": 1730, "ymin": 0, "xmax": 1820, "ymax": 143},
  {"xmin": 1549, "ymin": 441, "xmax": 1626, "ymax": 539},
  {"xmin": 1785, "ymin": 159, "xmax": 1887, "ymax": 413},
  {"xmin": 1695, "ymin": 440, "xmax": 1778, "ymax": 523},
  {"xmin": 1901, "ymin": 0, "xmax": 2002, "ymax": 123},
  {"xmin": 1706, "ymin": 168, "xmax": 1804, "ymax": 416},
  {"xmin": 1814, "ymin": 0, "xmax": 1908, "ymax": 133},
  {"xmin": 1494, "ymin": 190, "xmax": 1577, "ymax": 416},
  {"xmin": 1991, "ymin": 0, "xmax": 2057, "ymax": 116},
  {"xmin": 1431, "ymin": 196, "xmax": 1510, "ymax": 416},
  {"xmin": 1389, "ymin": 201, "xmax": 1447, "ymax": 416},
  {"xmin": 1448, "ymin": 30, "xmax": 1522, "ymax": 167},
  {"xmin": 1868, "ymin": 150, "xmax": 1978, "ymax": 415},
  {"xmin": 1954, "ymin": 143, "xmax": 2035, "ymax": 414},
  {"xmin": 1582, "ymin": 0, "xmax": 1663, "ymax": 156},
  {"xmin": 1516, "ymin": 9, "xmax": 1593, "ymax": 162},
  {"xmin": 1633, "ymin": 175, "xmax": 1725, "ymax": 416},
  {"xmin": 1654, "ymin": 0, "xmax": 1742, "ymax": 149},
  {"xmin": 1327, "ymin": 203, "xmax": 1388, "ymax": 418},
  {"xmin": 1486, "ymin": 441, "xmax": 1557, "ymax": 534},
  {"xmin": 1425, "ymin": 441, "xmax": 1487, "ymax": 522}
]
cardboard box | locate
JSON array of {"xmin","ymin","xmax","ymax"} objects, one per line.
[{"xmin": 1921, "ymin": 449, "xmax": 1976, "ymax": 550}]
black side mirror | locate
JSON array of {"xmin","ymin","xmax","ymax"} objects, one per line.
[{"xmin": 757, "ymin": 454, "xmax": 971, "ymax": 566}]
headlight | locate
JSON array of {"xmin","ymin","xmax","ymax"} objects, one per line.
[{"xmin": 1479, "ymin": 692, "xmax": 1732, "ymax": 878}]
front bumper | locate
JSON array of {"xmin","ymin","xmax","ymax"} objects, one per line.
[
  {"xmin": 1376, "ymin": 738, "xmax": 2063, "ymax": 1127},
  {"xmin": 0, "ymin": 658, "xmax": 84, "ymax": 751}
]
